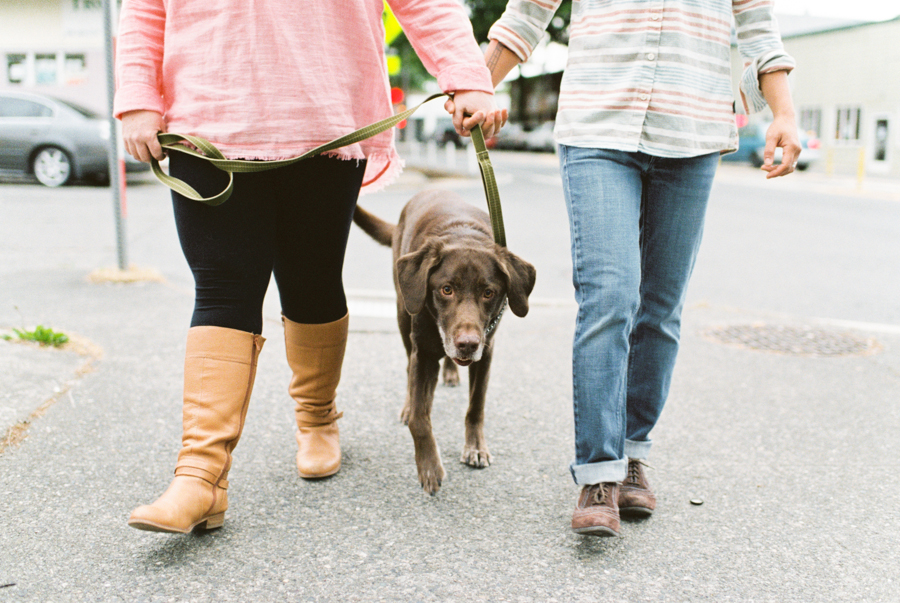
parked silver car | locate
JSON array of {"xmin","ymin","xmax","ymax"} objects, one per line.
[{"xmin": 0, "ymin": 90, "xmax": 148, "ymax": 187}]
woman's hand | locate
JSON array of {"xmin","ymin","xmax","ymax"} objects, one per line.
[
  {"xmin": 121, "ymin": 110, "xmax": 167, "ymax": 163},
  {"xmin": 758, "ymin": 70, "xmax": 801, "ymax": 179},
  {"xmin": 760, "ymin": 115, "xmax": 802, "ymax": 178},
  {"xmin": 444, "ymin": 90, "xmax": 508, "ymax": 140}
]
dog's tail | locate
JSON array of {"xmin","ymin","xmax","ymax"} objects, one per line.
[{"xmin": 352, "ymin": 205, "xmax": 394, "ymax": 247}]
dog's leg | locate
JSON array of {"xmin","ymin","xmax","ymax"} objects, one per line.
[
  {"xmin": 461, "ymin": 345, "xmax": 493, "ymax": 468},
  {"xmin": 398, "ymin": 306, "xmax": 414, "ymax": 424},
  {"xmin": 441, "ymin": 357, "xmax": 460, "ymax": 387},
  {"xmin": 407, "ymin": 348, "xmax": 445, "ymax": 494}
]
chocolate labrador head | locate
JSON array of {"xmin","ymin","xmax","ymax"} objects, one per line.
[{"xmin": 396, "ymin": 240, "xmax": 536, "ymax": 366}]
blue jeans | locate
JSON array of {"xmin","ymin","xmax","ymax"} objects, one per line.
[{"xmin": 558, "ymin": 146, "xmax": 719, "ymax": 485}]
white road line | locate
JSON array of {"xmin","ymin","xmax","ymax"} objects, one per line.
[
  {"xmin": 811, "ymin": 317, "xmax": 900, "ymax": 336},
  {"xmin": 346, "ymin": 289, "xmax": 574, "ymax": 318}
]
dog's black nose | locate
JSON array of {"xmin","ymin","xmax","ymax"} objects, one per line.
[{"xmin": 455, "ymin": 332, "xmax": 481, "ymax": 357}]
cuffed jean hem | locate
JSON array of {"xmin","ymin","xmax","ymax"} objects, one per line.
[
  {"xmin": 570, "ymin": 457, "xmax": 628, "ymax": 485},
  {"xmin": 624, "ymin": 439, "xmax": 652, "ymax": 460}
]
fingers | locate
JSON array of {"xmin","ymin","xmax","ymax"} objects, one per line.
[
  {"xmin": 761, "ymin": 117, "xmax": 802, "ymax": 179},
  {"xmin": 446, "ymin": 91, "xmax": 507, "ymax": 139},
  {"xmin": 461, "ymin": 109, "xmax": 508, "ymax": 139},
  {"xmin": 121, "ymin": 110, "xmax": 166, "ymax": 163},
  {"xmin": 760, "ymin": 138, "xmax": 802, "ymax": 179}
]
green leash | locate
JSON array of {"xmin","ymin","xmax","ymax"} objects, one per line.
[{"xmin": 152, "ymin": 93, "xmax": 507, "ymax": 247}]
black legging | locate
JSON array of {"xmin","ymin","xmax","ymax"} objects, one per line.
[{"xmin": 170, "ymin": 152, "xmax": 367, "ymax": 334}]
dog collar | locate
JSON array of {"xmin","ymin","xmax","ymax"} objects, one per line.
[{"xmin": 484, "ymin": 297, "xmax": 508, "ymax": 337}]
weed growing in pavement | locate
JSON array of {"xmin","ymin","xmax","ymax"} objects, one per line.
[{"xmin": 3, "ymin": 325, "xmax": 69, "ymax": 347}]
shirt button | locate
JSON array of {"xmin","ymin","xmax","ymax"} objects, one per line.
[
  {"xmin": 647, "ymin": 53, "xmax": 656, "ymax": 60},
  {"xmin": 639, "ymin": 94, "xmax": 650, "ymax": 101},
  {"xmin": 651, "ymin": 14, "xmax": 661, "ymax": 20}
]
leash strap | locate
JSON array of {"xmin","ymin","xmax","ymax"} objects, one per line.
[
  {"xmin": 468, "ymin": 123, "xmax": 505, "ymax": 248},
  {"xmin": 151, "ymin": 94, "xmax": 507, "ymax": 247}
]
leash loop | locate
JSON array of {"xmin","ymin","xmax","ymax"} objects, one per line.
[{"xmin": 151, "ymin": 93, "xmax": 507, "ymax": 246}]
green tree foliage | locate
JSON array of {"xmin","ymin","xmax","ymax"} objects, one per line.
[{"xmin": 388, "ymin": 0, "xmax": 570, "ymax": 92}]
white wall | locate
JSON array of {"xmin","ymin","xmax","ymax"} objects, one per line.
[{"xmin": 0, "ymin": 0, "xmax": 110, "ymax": 112}]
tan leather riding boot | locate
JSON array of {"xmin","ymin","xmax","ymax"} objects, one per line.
[
  {"xmin": 283, "ymin": 313, "xmax": 348, "ymax": 478},
  {"xmin": 128, "ymin": 327, "xmax": 265, "ymax": 533}
]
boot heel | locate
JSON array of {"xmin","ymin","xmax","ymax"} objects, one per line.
[{"xmin": 197, "ymin": 512, "xmax": 225, "ymax": 531}]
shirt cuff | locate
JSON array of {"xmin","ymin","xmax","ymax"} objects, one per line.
[
  {"xmin": 488, "ymin": 22, "xmax": 538, "ymax": 62},
  {"xmin": 437, "ymin": 64, "xmax": 494, "ymax": 94},
  {"xmin": 739, "ymin": 50, "xmax": 796, "ymax": 114},
  {"xmin": 113, "ymin": 83, "xmax": 165, "ymax": 119}
]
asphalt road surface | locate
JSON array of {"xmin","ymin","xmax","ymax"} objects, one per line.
[{"xmin": 1, "ymin": 151, "xmax": 898, "ymax": 602}]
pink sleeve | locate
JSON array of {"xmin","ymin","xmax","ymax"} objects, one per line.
[
  {"xmin": 388, "ymin": 0, "xmax": 493, "ymax": 94},
  {"xmin": 113, "ymin": 0, "xmax": 167, "ymax": 118}
]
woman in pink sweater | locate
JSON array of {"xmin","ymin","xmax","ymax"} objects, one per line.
[{"xmin": 116, "ymin": 0, "xmax": 505, "ymax": 534}]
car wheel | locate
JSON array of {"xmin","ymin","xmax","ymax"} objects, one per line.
[{"xmin": 32, "ymin": 147, "xmax": 73, "ymax": 187}]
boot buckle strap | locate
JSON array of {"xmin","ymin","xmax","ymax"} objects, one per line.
[
  {"xmin": 296, "ymin": 408, "xmax": 343, "ymax": 428},
  {"xmin": 175, "ymin": 465, "xmax": 229, "ymax": 490}
]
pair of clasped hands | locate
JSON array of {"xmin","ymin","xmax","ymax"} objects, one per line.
[{"xmin": 120, "ymin": 90, "xmax": 507, "ymax": 165}]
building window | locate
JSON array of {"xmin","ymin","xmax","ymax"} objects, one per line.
[
  {"xmin": 835, "ymin": 107, "xmax": 861, "ymax": 142},
  {"xmin": 800, "ymin": 108, "xmax": 821, "ymax": 138},
  {"xmin": 874, "ymin": 119, "xmax": 889, "ymax": 163},
  {"xmin": 6, "ymin": 54, "xmax": 26, "ymax": 84},
  {"xmin": 64, "ymin": 54, "xmax": 87, "ymax": 85},
  {"xmin": 34, "ymin": 53, "xmax": 59, "ymax": 85}
]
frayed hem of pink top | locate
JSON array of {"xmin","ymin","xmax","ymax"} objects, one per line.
[{"xmin": 186, "ymin": 147, "xmax": 404, "ymax": 196}]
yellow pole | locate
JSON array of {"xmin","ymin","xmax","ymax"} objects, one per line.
[{"xmin": 857, "ymin": 146, "xmax": 865, "ymax": 188}]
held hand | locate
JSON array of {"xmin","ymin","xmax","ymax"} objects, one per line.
[
  {"xmin": 444, "ymin": 90, "xmax": 508, "ymax": 140},
  {"xmin": 121, "ymin": 110, "xmax": 167, "ymax": 163},
  {"xmin": 760, "ymin": 116, "xmax": 802, "ymax": 179}
]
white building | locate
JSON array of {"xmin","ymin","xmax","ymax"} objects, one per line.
[
  {"xmin": 732, "ymin": 16, "xmax": 900, "ymax": 177},
  {"xmin": 784, "ymin": 17, "xmax": 899, "ymax": 177},
  {"xmin": 1, "ymin": 0, "xmax": 110, "ymax": 112}
]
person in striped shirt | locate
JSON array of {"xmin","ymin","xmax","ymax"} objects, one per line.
[{"xmin": 474, "ymin": 0, "xmax": 800, "ymax": 537}]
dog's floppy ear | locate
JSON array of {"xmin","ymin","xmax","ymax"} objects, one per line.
[
  {"xmin": 498, "ymin": 248, "xmax": 537, "ymax": 317},
  {"xmin": 396, "ymin": 241, "xmax": 443, "ymax": 315}
]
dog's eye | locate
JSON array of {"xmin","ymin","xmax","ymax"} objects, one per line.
[
  {"xmin": 483, "ymin": 289, "xmax": 494, "ymax": 300},
  {"xmin": 441, "ymin": 285, "xmax": 453, "ymax": 296}
]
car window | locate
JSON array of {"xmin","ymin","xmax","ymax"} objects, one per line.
[
  {"xmin": 0, "ymin": 97, "xmax": 53, "ymax": 118},
  {"xmin": 55, "ymin": 98, "xmax": 101, "ymax": 119}
]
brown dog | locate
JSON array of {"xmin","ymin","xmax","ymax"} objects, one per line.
[{"xmin": 353, "ymin": 190, "xmax": 536, "ymax": 494}]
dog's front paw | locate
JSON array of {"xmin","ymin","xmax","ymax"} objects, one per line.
[
  {"xmin": 461, "ymin": 445, "xmax": 492, "ymax": 468},
  {"xmin": 417, "ymin": 461, "xmax": 447, "ymax": 495}
]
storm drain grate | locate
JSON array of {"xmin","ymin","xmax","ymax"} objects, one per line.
[{"xmin": 703, "ymin": 324, "xmax": 879, "ymax": 357}]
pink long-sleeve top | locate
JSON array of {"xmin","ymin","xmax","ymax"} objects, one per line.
[{"xmin": 114, "ymin": 0, "xmax": 494, "ymax": 192}]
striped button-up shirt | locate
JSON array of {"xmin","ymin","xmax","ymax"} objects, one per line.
[{"xmin": 489, "ymin": 0, "xmax": 795, "ymax": 157}]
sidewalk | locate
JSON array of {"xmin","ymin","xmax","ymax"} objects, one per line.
[{"xmin": 1, "ymin": 159, "xmax": 899, "ymax": 602}]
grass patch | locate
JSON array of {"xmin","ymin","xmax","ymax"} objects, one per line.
[{"xmin": 3, "ymin": 325, "xmax": 69, "ymax": 347}]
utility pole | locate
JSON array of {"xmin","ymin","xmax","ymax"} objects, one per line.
[{"xmin": 102, "ymin": 0, "xmax": 128, "ymax": 271}]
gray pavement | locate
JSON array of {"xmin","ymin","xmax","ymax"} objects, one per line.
[{"xmin": 1, "ymin": 156, "xmax": 899, "ymax": 602}]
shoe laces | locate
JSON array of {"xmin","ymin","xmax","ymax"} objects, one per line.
[
  {"xmin": 626, "ymin": 459, "xmax": 651, "ymax": 486},
  {"xmin": 589, "ymin": 483, "xmax": 613, "ymax": 506}
]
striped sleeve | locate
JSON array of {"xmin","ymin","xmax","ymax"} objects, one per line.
[
  {"xmin": 488, "ymin": 0, "xmax": 564, "ymax": 61},
  {"xmin": 733, "ymin": 0, "xmax": 796, "ymax": 113}
]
